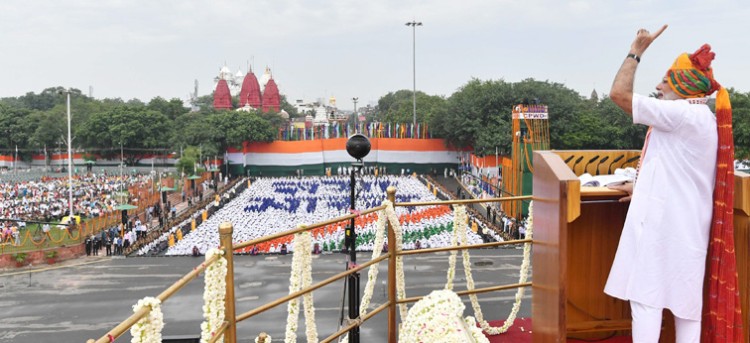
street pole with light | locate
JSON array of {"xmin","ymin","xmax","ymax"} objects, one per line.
[
  {"xmin": 405, "ymin": 20, "xmax": 422, "ymax": 126},
  {"xmin": 343, "ymin": 133, "xmax": 371, "ymax": 343},
  {"xmin": 65, "ymin": 89, "xmax": 74, "ymax": 219},
  {"xmin": 352, "ymin": 97, "xmax": 359, "ymax": 132}
]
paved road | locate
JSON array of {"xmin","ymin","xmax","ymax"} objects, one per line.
[{"xmin": 0, "ymin": 248, "xmax": 530, "ymax": 342}]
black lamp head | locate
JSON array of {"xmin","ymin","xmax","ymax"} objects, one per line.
[{"xmin": 346, "ymin": 133, "xmax": 371, "ymax": 160}]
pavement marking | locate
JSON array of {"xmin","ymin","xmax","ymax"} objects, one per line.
[{"xmin": 0, "ymin": 258, "xmax": 111, "ymax": 277}]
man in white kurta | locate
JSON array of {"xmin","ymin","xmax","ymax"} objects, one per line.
[
  {"xmin": 604, "ymin": 93, "xmax": 717, "ymax": 319},
  {"xmin": 605, "ymin": 25, "xmax": 726, "ymax": 342}
]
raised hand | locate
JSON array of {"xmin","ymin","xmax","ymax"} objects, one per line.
[{"xmin": 631, "ymin": 25, "xmax": 668, "ymax": 56}]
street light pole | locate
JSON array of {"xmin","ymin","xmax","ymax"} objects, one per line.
[
  {"xmin": 66, "ymin": 90, "xmax": 74, "ymax": 219},
  {"xmin": 405, "ymin": 20, "xmax": 422, "ymax": 126},
  {"xmin": 352, "ymin": 97, "xmax": 359, "ymax": 132}
]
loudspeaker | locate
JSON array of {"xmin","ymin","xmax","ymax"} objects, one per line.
[
  {"xmin": 121, "ymin": 210, "xmax": 128, "ymax": 225},
  {"xmin": 162, "ymin": 191, "xmax": 167, "ymax": 204}
]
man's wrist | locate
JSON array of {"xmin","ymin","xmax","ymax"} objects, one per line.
[{"xmin": 626, "ymin": 53, "xmax": 640, "ymax": 63}]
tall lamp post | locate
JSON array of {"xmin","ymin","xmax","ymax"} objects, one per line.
[
  {"xmin": 352, "ymin": 97, "xmax": 359, "ymax": 132},
  {"xmin": 62, "ymin": 89, "xmax": 74, "ymax": 219},
  {"xmin": 344, "ymin": 133, "xmax": 371, "ymax": 343},
  {"xmin": 405, "ymin": 20, "xmax": 422, "ymax": 126}
]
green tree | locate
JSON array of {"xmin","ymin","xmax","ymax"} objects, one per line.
[
  {"xmin": 430, "ymin": 79, "xmax": 514, "ymax": 155},
  {"xmin": 375, "ymin": 90, "xmax": 446, "ymax": 123},
  {"xmin": 78, "ymin": 105, "xmax": 172, "ymax": 164},
  {"xmin": 0, "ymin": 104, "xmax": 33, "ymax": 156},
  {"xmin": 730, "ymin": 89, "xmax": 750, "ymax": 160},
  {"xmin": 147, "ymin": 97, "xmax": 188, "ymax": 121},
  {"xmin": 280, "ymin": 95, "xmax": 299, "ymax": 118}
]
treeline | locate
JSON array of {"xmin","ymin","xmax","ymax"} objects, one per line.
[
  {"xmin": 376, "ymin": 78, "xmax": 750, "ymax": 159},
  {"xmin": 1, "ymin": 80, "xmax": 748, "ymax": 166},
  {"xmin": 0, "ymin": 87, "xmax": 293, "ymax": 165}
]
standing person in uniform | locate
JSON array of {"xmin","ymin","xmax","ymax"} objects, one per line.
[
  {"xmin": 605, "ymin": 25, "xmax": 742, "ymax": 342},
  {"xmin": 105, "ymin": 233, "xmax": 112, "ymax": 256},
  {"xmin": 84, "ymin": 235, "xmax": 92, "ymax": 256}
]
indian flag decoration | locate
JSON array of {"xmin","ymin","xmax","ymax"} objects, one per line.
[
  {"xmin": 164, "ymin": 176, "xmax": 483, "ymax": 255},
  {"xmin": 226, "ymin": 138, "xmax": 464, "ymax": 176}
]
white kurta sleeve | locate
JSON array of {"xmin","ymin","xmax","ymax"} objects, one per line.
[{"xmin": 632, "ymin": 94, "xmax": 688, "ymax": 132}]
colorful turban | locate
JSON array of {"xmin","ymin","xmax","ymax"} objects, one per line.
[{"xmin": 667, "ymin": 44, "xmax": 721, "ymax": 98}]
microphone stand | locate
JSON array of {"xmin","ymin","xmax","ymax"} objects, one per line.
[
  {"xmin": 583, "ymin": 156, "xmax": 600, "ymax": 175},
  {"xmin": 607, "ymin": 155, "xmax": 625, "ymax": 174},
  {"xmin": 571, "ymin": 156, "xmax": 584, "ymax": 175},
  {"xmin": 595, "ymin": 156, "xmax": 609, "ymax": 175},
  {"xmin": 564, "ymin": 155, "xmax": 575, "ymax": 165}
]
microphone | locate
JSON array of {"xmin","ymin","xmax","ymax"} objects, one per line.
[
  {"xmin": 583, "ymin": 155, "xmax": 600, "ymax": 175},
  {"xmin": 622, "ymin": 155, "xmax": 641, "ymax": 168},
  {"xmin": 564, "ymin": 155, "xmax": 575, "ymax": 164},
  {"xmin": 571, "ymin": 156, "xmax": 584, "ymax": 174},
  {"xmin": 607, "ymin": 154, "xmax": 625, "ymax": 174},
  {"xmin": 595, "ymin": 156, "xmax": 609, "ymax": 175}
]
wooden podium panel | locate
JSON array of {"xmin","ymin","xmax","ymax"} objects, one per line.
[
  {"xmin": 532, "ymin": 152, "xmax": 749, "ymax": 342},
  {"xmin": 734, "ymin": 171, "xmax": 750, "ymax": 343}
]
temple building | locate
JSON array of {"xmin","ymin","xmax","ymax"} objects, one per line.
[
  {"xmin": 238, "ymin": 68, "xmax": 262, "ymax": 110},
  {"xmin": 212, "ymin": 64, "xmax": 281, "ymax": 113},
  {"xmin": 261, "ymin": 77, "xmax": 280, "ymax": 113}
]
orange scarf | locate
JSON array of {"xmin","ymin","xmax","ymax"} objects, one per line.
[{"xmin": 702, "ymin": 88, "xmax": 744, "ymax": 342}]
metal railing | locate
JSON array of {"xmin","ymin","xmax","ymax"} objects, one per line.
[{"xmin": 87, "ymin": 186, "xmax": 533, "ymax": 342}]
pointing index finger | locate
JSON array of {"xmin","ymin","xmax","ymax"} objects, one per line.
[{"xmin": 653, "ymin": 24, "xmax": 668, "ymax": 39}]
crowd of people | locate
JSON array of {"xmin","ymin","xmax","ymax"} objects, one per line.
[
  {"xmin": 0, "ymin": 172, "xmax": 154, "ymax": 223},
  {"xmin": 140, "ymin": 175, "xmax": 486, "ymax": 256}
]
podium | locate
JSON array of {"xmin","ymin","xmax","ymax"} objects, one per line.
[{"xmin": 531, "ymin": 150, "xmax": 750, "ymax": 342}]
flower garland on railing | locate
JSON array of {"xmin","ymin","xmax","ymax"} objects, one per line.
[
  {"xmin": 284, "ymin": 230, "xmax": 319, "ymax": 343},
  {"xmin": 359, "ymin": 203, "xmax": 389, "ymax": 316},
  {"xmin": 383, "ymin": 201, "xmax": 409, "ymax": 321},
  {"xmin": 130, "ymin": 297, "xmax": 164, "ymax": 343},
  {"xmin": 341, "ymin": 200, "xmax": 407, "ymax": 343},
  {"xmin": 255, "ymin": 332, "xmax": 271, "ymax": 343},
  {"xmin": 444, "ymin": 202, "xmax": 534, "ymax": 335},
  {"xmin": 200, "ymin": 248, "xmax": 228, "ymax": 343},
  {"xmin": 399, "ymin": 289, "xmax": 489, "ymax": 343}
]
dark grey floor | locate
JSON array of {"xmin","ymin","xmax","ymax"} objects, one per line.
[{"xmin": 0, "ymin": 248, "xmax": 530, "ymax": 343}]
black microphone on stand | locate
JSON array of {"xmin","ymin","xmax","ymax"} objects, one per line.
[
  {"xmin": 564, "ymin": 155, "xmax": 575, "ymax": 164},
  {"xmin": 607, "ymin": 155, "xmax": 625, "ymax": 174},
  {"xmin": 595, "ymin": 156, "xmax": 609, "ymax": 175},
  {"xmin": 583, "ymin": 155, "xmax": 600, "ymax": 175},
  {"xmin": 572, "ymin": 156, "xmax": 584, "ymax": 174},
  {"xmin": 621, "ymin": 155, "xmax": 641, "ymax": 168}
]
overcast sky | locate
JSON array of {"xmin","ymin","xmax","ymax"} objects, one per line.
[{"xmin": 1, "ymin": 0, "xmax": 748, "ymax": 110}]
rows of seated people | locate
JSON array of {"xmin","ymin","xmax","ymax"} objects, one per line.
[
  {"xmin": 157, "ymin": 175, "xmax": 484, "ymax": 255},
  {"xmin": 0, "ymin": 172, "xmax": 155, "ymax": 224}
]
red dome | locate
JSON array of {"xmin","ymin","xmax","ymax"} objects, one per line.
[
  {"xmin": 213, "ymin": 79, "xmax": 233, "ymax": 110},
  {"xmin": 239, "ymin": 71, "xmax": 262, "ymax": 109},
  {"xmin": 261, "ymin": 78, "xmax": 280, "ymax": 113}
]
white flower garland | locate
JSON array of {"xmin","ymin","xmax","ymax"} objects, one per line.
[
  {"xmin": 341, "ymin": 200, "xmax": 408, "ymax": 343},
  {"xmin": 255, "ymin": 333, "xmax": 272, "ymax": 343},
  {"xmin": 201, "ymin": 248, "xmax": 228, "ymax": 343},
  {"xmin": 359, "ymin": 204, "xmax": 389, "ymax": 316},
  {"xmin": 130, "ymin": 297, "xmax": 164, "ymax": 343},
  {"xmin": 399, "ymin": 289, "xmax": 489, "ymax": 343},
  {"xmin": 382, "ymin": 202, "xmax": 409, "ymax": 321},
  {"xmin": 444, "ymin": 202, "xmax": 534, "ymax": 335},
  {"xmin": 284, "ymin": 230, "xmax": 319, "ymax": 343}
]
